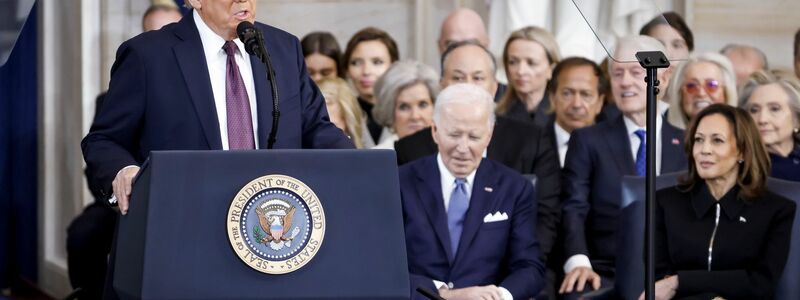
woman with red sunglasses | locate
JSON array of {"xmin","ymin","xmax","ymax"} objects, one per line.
[{"xmin": 665, "ymin": 52, "xmax": 738, "ymax": 129}]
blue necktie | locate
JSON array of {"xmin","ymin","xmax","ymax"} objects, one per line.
[
  {"xmin": 447, "ymin": 178, "xmax": 469, "ymax": 260},
  {"xmin": 634, "ymin": 129, "xmax": 646, "ymax": 176}
]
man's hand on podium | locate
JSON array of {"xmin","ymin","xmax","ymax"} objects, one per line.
[{"xmin": 112, "ymin": 165, "xmax": 140, "ymax": 215}]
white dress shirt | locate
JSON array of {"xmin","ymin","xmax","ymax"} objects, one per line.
[
  {"xmin": 553, "ymin": 122, "xmax": 571, "ymax": 168},
  {"xmin": 563, "ymin": 114, "xmax": 665, "ymax": 274},
  {"xmin": 110, "ymin": 13, "xmax": 261, "ymax": 186},
  {"xmin": 623, "ymin": 115, "xmax": 662, "ymax": 175},
  {"xmin": 433, "ymin": 154, "xmax": 513, "ymax": 300},
  {"xmin": 194, "ymin": 10, "xmax": 259, "ymax": 150},
  {"xmin": 437, "ymin": 154, "xmax": 476, "ymax": 211},
  {"xmin": 372, "ymin": 129, "xmax": 398, "ymax": 150},
  {"xmin": 657, "ymin": 100, "xmax": 669, "ymax": 117}
]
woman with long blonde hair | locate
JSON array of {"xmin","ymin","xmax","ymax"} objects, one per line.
[
  {"xmin": 496, "ymin": 26, "xmax": 561, "ymax": 126},
  {"xmin": 317, "ymin": 77, "xmax": 366, "ymax": 148}
]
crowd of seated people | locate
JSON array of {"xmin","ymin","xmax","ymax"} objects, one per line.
[
  {"xmin": 70, "ymin": 5, "xmax": 800, "ymax": 300},
  {"xmin": 300, "ymin": 9, "xmax": 800, "ymax": 300}
]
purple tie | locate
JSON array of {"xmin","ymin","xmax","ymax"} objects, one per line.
[{"xmin": 223, "ymin": 41, "xmax": 255, "ymax": 150}]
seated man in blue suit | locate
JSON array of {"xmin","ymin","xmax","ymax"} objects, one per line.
[
  {"xmin": 558, "ymin": 36, "xmax": 688, "ymax": 297},
  {"xmin": 82, "ymin": 0, "xmax": 353, "ymax": 215},
  {"xmin": 399, "ymin": 83, "xmax": 545, "ymax": 299}
]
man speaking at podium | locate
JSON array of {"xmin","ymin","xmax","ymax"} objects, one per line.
[{"xmin": 82, "ymin": 0, "xmax": 353, "ymax": 215}]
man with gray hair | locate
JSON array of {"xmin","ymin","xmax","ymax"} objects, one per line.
[
  {"xmin": 721, "ymin": 44, "xmax": 768, "ymax": 88},
  {"xmin": 559, "ymin": 35, "xmax": 688, "ymax": 297},
  {"xmin": 399, "ymin": 83, "xmax": 545, "ymax": 299},
  {"xmin": 440, "ymin": 40, "xmax": 501, "ymax": 100},
  {"xmin": 396, "ymin": 40, "xmax": 562, "ymax": 269}
]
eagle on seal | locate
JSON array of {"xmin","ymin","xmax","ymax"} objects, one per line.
[{"xmin": 255, "ymin": 204, "xmax": 295, "ymax": 243}]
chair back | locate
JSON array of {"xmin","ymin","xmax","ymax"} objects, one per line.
[
  {"xmin": 767, "ymin": 178, "xmax": 800, "ymax": 300},
  {"xmin": 614, "ymin": 172, "xmax": 683, "ymax": 300}
]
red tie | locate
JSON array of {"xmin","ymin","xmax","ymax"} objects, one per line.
[{"xmin": 223, "ymin": 41, "xmax": 255, "ymax": 149}]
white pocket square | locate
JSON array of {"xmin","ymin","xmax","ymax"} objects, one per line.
[{"xmin": 483, "ymin": 211, "xmax": 509, "ymax": 223}]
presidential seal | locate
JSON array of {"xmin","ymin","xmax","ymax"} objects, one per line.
[{"xmin": 226, "ymin": 175, "xmax": 325, "ymax": 274}]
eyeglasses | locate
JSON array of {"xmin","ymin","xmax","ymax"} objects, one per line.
[{"xmin": 683, "ymin": 79, "xmax": 721, "ymax": 95}]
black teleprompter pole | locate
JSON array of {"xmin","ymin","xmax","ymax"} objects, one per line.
[{"xmin": 635, "ymin": 51, "xmax": 669, "ymax": 300}]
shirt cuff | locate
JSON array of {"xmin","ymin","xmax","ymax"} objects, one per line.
[
  {"xmin": 432, "ymin": 280, "xmax": 447, "ymax": 290},
  {"xmin": 499, "ymin": 286, "xmax": 513, "ymax": 300},
  {"xmin": 117, "ymin": 165, "xmax": 139, "ymax": 176},
  {"xmin": 563, "ymin": 254, "xmax": 592, "ymax": 273}
]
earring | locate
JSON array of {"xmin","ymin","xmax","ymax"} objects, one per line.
[
  {"xmin": 794, "ymin": 128, "xmax": 799, "ymax": 134},
  {"xmin": 738, "ymin": 159, "xmax": 744, "ymax": 164}
]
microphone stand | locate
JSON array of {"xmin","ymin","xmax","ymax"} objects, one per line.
[
  {"xmin": 634, "ymin": 51, "xmax": 669, "ymax": 300},
  {"xmin": 252, "ymin": 27, "xmax": 280, "ymax": 149}
]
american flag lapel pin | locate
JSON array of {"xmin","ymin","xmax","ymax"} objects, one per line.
[
  {"xmin": 484, "ymin": 187, "xmax": 493, "ymax": 192},
  {"xmin": 672, "ymin": 138, "xmax": 680, "ymax": 145}
]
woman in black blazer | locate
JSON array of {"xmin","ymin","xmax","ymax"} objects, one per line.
[{"xmin": 647, "ymin": 104, "xmax": 796, "ymax": 299}]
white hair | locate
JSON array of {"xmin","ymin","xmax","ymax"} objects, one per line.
[
  {"xmin": 433, "ymin": 83, "xmax": 496, "ymax": 127},
  {"xmin": 372, "ymin": 60, "xmax": 440, "ymax": 128},
  {"xmin": 665, "ymin": 52, "xmax": 738, "ymax": 129}
]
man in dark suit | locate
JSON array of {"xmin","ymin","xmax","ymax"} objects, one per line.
[
  {"xmin": 82, "ymin": 0, "xmax": 353, "ymax": 214},
  {"xmin": 396, "ymin": 40, "xmax": 562, "ymax": 265},
  {"xmin": 400, "ymin": 83, "xmax": 544, "ymax": 299},
  {"xmin": 559, "ymin": 36, "xmax": 688, "ymax": 297},
  {"xmin": 542, "ymin": 57, "xmax": 610, "ymax": 168},
  {"xmin": 437, "ymin": 9, "xmax": 509, "ymax": 103}
]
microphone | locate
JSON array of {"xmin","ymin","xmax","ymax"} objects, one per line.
[
  {"xmin": 236, "ymin": 21, "xmax": 264, "ymax": 59},
  {"xmin": 236, "ymin": 21, "xmax": 280, "ymax": 149}
]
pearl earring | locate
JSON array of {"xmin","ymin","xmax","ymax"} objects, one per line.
[{"xmin": 738, "ymin": 159, "xmax": 744, "ymax": 164}]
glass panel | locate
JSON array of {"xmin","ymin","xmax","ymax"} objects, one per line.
[
  {"xmin": 570, "ymin": 0, "xmax": 689, "ymax": 63},
  {"xmin": 0, "ymin": 0, "xmax": 36, "ymax": 66}
]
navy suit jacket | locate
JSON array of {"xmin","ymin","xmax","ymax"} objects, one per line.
[
  {"xmin": 81, "ymin": 14, "xmax": 352, "ymax": 197},
  {"xmin": 560, "ymin": 115, "xmax": 686, "ymax": 276},
  {"xmin": 399, "ymin": 156, "xmax": 545, "ymax": 299}
]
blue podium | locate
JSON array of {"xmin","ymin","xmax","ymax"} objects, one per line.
[{"xmin": 113, "ymin": 150, "xmax": 410, "ymax": 299}]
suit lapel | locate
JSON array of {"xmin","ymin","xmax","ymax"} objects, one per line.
[
  {"xmin": 453, "ymin": 159, "xmax": 496, "ymax": 265},
  {"xmin": 172, "ymin": 14, "xmax": 222, "ymax": 150},
  {"xmin": 249, "ymin": 44, "xmax": 272, "ymax": 149},
  {"xmin": 660, "ymin": 123, "xmax": 685, "ymax": 173},
  {"xmin": 604, "ymin": 116, "xmax": 635, "ymax": 174},
  {"xmin": 414, "ymin": 157, "xmax": 455, "ymax": 264},
  {"xmin": 545, "ymin": 118, "xmax": 558, "ymax": 163},
  {"xmin": 486, "ymin": 120, "xmax": 503, "ymax": 160}
]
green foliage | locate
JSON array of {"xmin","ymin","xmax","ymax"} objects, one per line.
[{"xmin": 253, "ymin": 225, "xmax": 266, "ymax": 244}]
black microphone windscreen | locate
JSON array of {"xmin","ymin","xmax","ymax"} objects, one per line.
[
  {"xmin": 236, "ymin": 21, "xmax": 255, "ymax": 38},
  {"xmin": 236, "ymin": 21, "xmax": 259, "ymax": 56}
]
